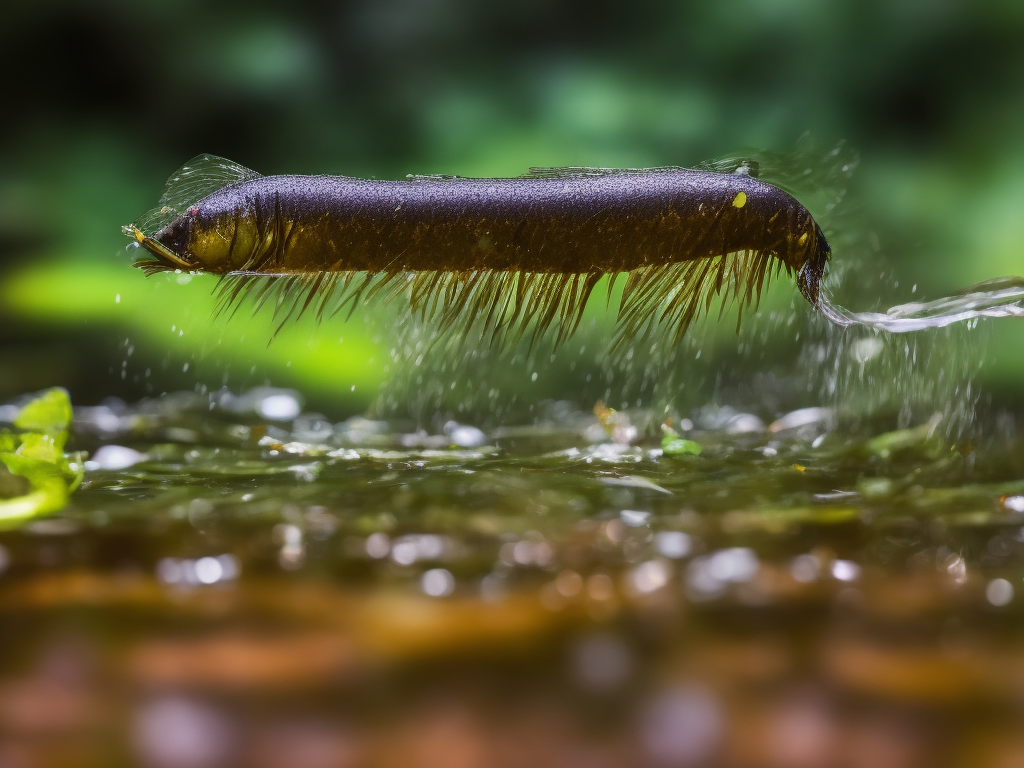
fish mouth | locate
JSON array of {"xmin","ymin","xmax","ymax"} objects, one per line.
[{"xmin": 123, "ymin": 225, "xmax": 196, "ymax": 274}]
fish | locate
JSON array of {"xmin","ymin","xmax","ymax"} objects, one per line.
[{"xmin": 124, "ymin": 154, "xmax": 831, "ymax": 349}]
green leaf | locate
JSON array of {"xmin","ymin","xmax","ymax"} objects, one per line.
[
  {"xmin": 0, "ymin": 454, "xmax": 70, "ymax": 526},
  {"xmin": 66, "ymin": 454, "xmax": 85, "ymax": 491},
  {"xmin": 14, "ymin": 387, "xmax": 73, "ymax": 434},
  {"xmin": 0, "ymin": 452, "xmax": 67, "ymax": 488},
  {"xmin": 0, "ymin": 487, "xmax": 69, "ymax": 524},
  {"xmin": 662, "ymin": 436, "xmax": 702, "ymax": 456},
  {"xmin": 0, "ymin": 388, "xmax": 80, "ymax": 526},
  {"xmin": 15, "ymin": 432, "xmax": 61, "ymax": 464}
]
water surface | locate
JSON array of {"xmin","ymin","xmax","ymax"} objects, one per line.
[{"xmin": 3, "ymin": 391, "xmax": 1024, "ymax": 767}]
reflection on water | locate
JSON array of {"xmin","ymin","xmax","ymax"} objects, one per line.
[
  {"xmin": 2, "ymin": 390, "xmax": 1024, "ymax": 766},
  {"xmin": 820, "ymin": 275, "xmax": 1024, "ymax": 333}
]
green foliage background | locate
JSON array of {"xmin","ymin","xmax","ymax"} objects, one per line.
[{"xmin": 2, "ymin": 0, "xmax": 1022, "ymax": 416}]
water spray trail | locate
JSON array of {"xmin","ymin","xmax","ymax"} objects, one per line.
[{"xmin": 819, "ymin": 276, "xmax": 1024, "ymax": 333}]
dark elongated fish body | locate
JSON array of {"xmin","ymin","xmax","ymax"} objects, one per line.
[{"xmin": 125, "ymin": 155, "xmax": 831, "ymax": 347}]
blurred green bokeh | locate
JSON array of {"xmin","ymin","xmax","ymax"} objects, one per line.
[{"xmin": 3, "ymin": 0, "xmax": 1023, "ymax": 417}]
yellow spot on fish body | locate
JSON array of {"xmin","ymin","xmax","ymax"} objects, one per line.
[{"xmin": 732, "ymin": 191, "xmax": 747, "ymax": 209}]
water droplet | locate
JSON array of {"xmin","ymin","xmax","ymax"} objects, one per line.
[
  {"xmin": 831, "ymin": 560, "xmax": 861, "ymax": 582},
  {"xmin": 987, "ymin": 578, "xmax": 1014, "ymax": 606},
  {"xmin": 421, "ymin": 568, "xmax": 454, "ymax": 597},
  {"xmin": 654, "ymin": 531, "xmax": 692, "ymax": 559}
]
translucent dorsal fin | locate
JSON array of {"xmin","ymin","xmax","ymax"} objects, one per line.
[
  {"xmin": 134, "ymin": 154, "xmax": 261, "ymax": 235},
  {"xmin": 411, "ymin": 163, "xmax": 757, "ymax": 182},
  {"xmin": 157, "ymin": 154, "xmax": 261, "ymax": 208},
  {"xmin": 406, "ymin": 173, "xmax": 468, "ymax": 182},
  {"xmin": 524, "ymin": 167, "xmax": 620, "ymax": 179},
  {"xmin": 694, "ymin": 157, "xmax": 761, "ymax": 178},
  {"xmin": 521, "ymin": 165, "xmax": 691, "ymax": 179},
  {"xmin": 692, "ymin": 140, "xmax": 859, "ymax": 209}
]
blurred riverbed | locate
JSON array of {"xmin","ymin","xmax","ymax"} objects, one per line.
[{"xmin": 3, "ymin": 390, "xmax": 1024, "ymax": 767}]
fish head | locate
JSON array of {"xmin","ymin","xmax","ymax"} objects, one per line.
[
  {"xmin": 124, "ymin": 210, "xmax": 200, "ymax": 275},
  {"xmin": 126, "ymin": 204, "xmax": 250, "ymax": 275}
]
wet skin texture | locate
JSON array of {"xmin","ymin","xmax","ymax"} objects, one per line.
[{"xmin": 146, "ymin": 169, "xmax": 830, "ymax": 307}]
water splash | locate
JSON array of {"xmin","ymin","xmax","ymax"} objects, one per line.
[
  {"xmin": 801, "ymin": 275, "xmax": 1022, "ymax": 436},
  {"xmin": 819, "ymin": 276, "xmax": 1024, "ymax": 333}
]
